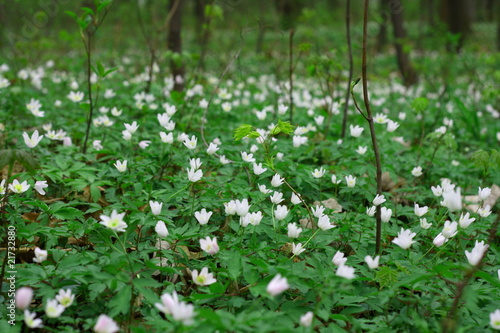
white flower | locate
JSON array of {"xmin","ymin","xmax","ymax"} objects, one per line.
[
  {"xmin": 56, "ymin": 289, "xmax": 75, "ymax": 308},
  {"xmin": 114, "ymin": 160, "xmax": 127, "ymax": 172},
  {"xmin": 420, "ymin": 218, "xmax": 432, "ymax": 229},
  {"xmin": 235, "ymin": 199, "xmax": 251, "ymax": 216},
  {"xmin": 292, "ymin": 243, "xmax": 305, "ymax": 256},
  {"xmin": 372, "ymin": 194, "xmax": 386, "ymax": 206},
  {"xmin": 93, "ymin": 140, "xmax": 103, "ymax": 150},
  {"xmin": 187, "ymin": 167, "xmax": 203, "ymax": 182},
  {"xmin": 433, "ymin": 233, "xmax": 447, "ymax": 247},
  {"xmin": 287, "ymin": 223, "xmax": 302, "ymax": 238},
  {"xmin": 206, "ymin": 142, "xmax": 219, "ymax": 155},
  {"xmin": 411, "ymin": 166, "xmax": 423, "ymax": 177},
  {"xmin": 189, "ymin": 158, "xmax": 202, "ymax": 170},
  {"xmin": 478, "ymin": 204, "xmax": 492, "ymax": 218},
  {"xmin": 431, "ymin": 185, "xmax": 443, "ymax": 196},
  {"xmin": 345, "ymin": 175, "xmax": 356, "ymax": 188},
  {"xmin": 355, "ymin": 146, "xmax": 368, "ymax": 155},
  {"xmin": 45, "ymin": 299, "xmax": 65, "ymax": 318},
  {"xmin": 349, "ymin": 125, "xmax": 364, "ymax": 137},
  {"xmin": 155, "ymin": 221, "xmax": 169, "ymax": 238},
  {"xmin": 183, "ymin": 135, "xmax": 198, "ymax": 150},
  {"xmin": 314, "ymin": 115, "xmax": 324, "ymax": 126},
  {"xmin": 33, "ymin": 247, "xmax": 48, "ymax": 263},
  {"xmin": 311, "ymin": 167, "xmax": 326, "ymax": 178},
  {"xmin": 442, "ymin": 221, "xmax": 458, "ymax": 239},
  {"xmin": 241, "ymin": 211, "xmax": 263, "ymax": 226},
  {"xmin": 386, "ymin": 120, "xmax": 400, "ymax": 132},
  {"xmin": 311, "ymin": 205, "xmax": 325, "ymax": 218},
  {"xmin": 122, "ymin": 130, "xmax": 132, "ymax": 141},
  {"xmin": 293, "ymin": 135, "xmax": 308, "ymax": 147},
  {"xmin": 336, "ymin": 265, "xmax": 355, "ymax": 280},
  {"xmin": 160, "ymin": 132, "xmax": 173, "ymax": 143},
  {"xmin": 331, "ymin": 174, "xmax": 342, "ymax": 184},
  {"xmin": 23, "ymin": 130, "xmax": 44, "ymax": 148},
  {"xmin": 465, "ymin": 240, "xmax": 489, "ymax": 266},
  {"xmin": 274, "ymin": 205, "xmax": 289, "ymax": 220},
  {"xmin": 154, "ymin": 291, "xmax": 195, "ymax": 325},
  {"xmin": 138, "ymin": 140, "xmax": 151, "ymax": 149},
  {"xmin": 478, "ymin": 187, "xmax": 491, "ymax": 201},
  {"xmin": 366, "ymin": 206, "xmax": 376, "ymax": 216},
  {"xmin": 94, "ymin": 314, "xmax": 119, "ymax": 333},
  {"xmin": 67, "ymin": 91, "xmax": 84, "ymax": 102},
  {"xmin": 364, "ymin": 255, "xmax": 380, "ymax": 269},
  {"xmin": 240, "ymin": 152, "xmax": 255, "ymax": 163},
  {"xmin": 200, "ymin": 237, "xmax": 219, "ymax": 255},
  {"xmin": 414, "ymin": 203, "xmax": 428, "ymax": 217},
  {"xmin": 317, "ymin": 214, "xmax": 335, "ymax": 230},
  {"xmin": 392, "ymin": 228, "xmax": 416, "ymax": 249},
  {"xmin": 374, "ymin": 113, "xmax": 388, "ymax": 124},
  {"xmin": 300, "ymin": 311, "xmax": 314, "ymax": 327},
  {"xmin": 253, "ymin": 163, "xmax": 267, "ymax": 175},
  {"xmin": 192, "ymin": 267, "xmax": 217, "ymax": 286},
  {"xmin": 291, "ymin": 193, "xmax": 301, "ymax": 205},
  {"xmin": 258, "ymin": 184, "xmax": 272, "ymax": 194},
  {"xmin": 441, "ymin": 187, "xmax": 462, "ymax": 212},
  {"xmin": 270, "ymin": 191, "xmax": 284, "ymax": 204},
  {"xmin": 16, "ymin": 287, "xmax": 33, "ymax": 310},
  {"xmin": 224, "ymin": 200, "xmax": 237, "ymax": 215},
  {"xmin": 24, "ymin": 310, "xmax": 43, "ymax": 328},
  {"xmin": 100, "ymin": 210, "xmax": 127, "ymax": 232},
  {"xmin": 458, "ymin": 212, "xmax": 475, "ymax": 228},
  {"xmin": 149, "ymin": 201, "xmax": 163, "ymax": 215},
  {"xmin": 194, "ymin": 209, "xmax": 213, "ymax": 225},
  {"xmin": 34, "ymin": 181, "xmax": 48, "ymax": 195},
  {"xmin": 157, "ymin": 113, "xmax": 170, "ymax": 127},
  {"xmin": 271, "ymin": 173, "xmax": 284, "ymax": 187},
  {"xmin": 219, "ymin": 155, "xmax": 231, "ymax": 164},
  {"xmin": 266, "ymin": 274, "xmax": 289, "ymax": 296},
  {"xmin": 331, "ymin": 251, "xmax": 347, "ymax": 266},
  {"xmin": 380, "ymin": 207, "xmax": 392, "ymax": 223},
  {"xmin": 9, "ymin": 179, "xmax": 30, "ymax": 193},
  {"xmin": 491, "ymin": 309, "xmax": 500, "ymax": 330},
  {"xmin": 124, "ymin": 121, "xmax": 139, "ymax": 134}
]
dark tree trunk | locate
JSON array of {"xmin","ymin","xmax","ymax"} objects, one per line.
[
  {"xmin": 167, "ymin": 0, "xmax": 184, "ymax": 92},
  {"xmin": 390, "ymin": 0, "xmax": 418, "ymax": 86},
  {"xmin": 376, "ymin": 0, "xmax": 389, "ymax": 53},
  {"xmin": 198, "ymin": 0, "xmax": 213, "ymax": 71},
  {"xmin": 497, "ymin": 0, "xmax": 500, "ymax": 51},
  {"xmin": 275, "ymin": 0, "xmax": 302, "ymax": 30},
  {"xmin": 440, "ymin": 0, "xmax": 472, "ymax": 52}
]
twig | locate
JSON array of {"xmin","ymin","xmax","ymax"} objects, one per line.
[
  {"xmin": 340, "ymin": 0, "xmax": 353, "ymax": 138},
  {"xmin": 288, "ymin": 29, "xmax": 295, "ymax": 123},
  {"xmin": 361, "ymin": 0, "xmax": 383, "ymax": 254}
]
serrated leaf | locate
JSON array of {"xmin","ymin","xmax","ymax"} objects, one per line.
[
  {"xmin": 375, "ymin": 267, "xmax": 399, "ymax": 289},
  {"xmin": 233, "ymin": 124, "xmax": 253, "ymax": 141},
  {"xmin": 108, "ymin": 285, "xmax": 132, "ymax": 316}
]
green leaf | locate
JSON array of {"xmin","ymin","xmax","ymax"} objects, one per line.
[
  {"xmin": 52, "ymin": 207, "xmax": 84, "ymax": 220},
  {"xmin": 375, "ymin": 267, "xmax": 399, "ymax": 289},
  {"xmin": 411, "ymin": 97, "xmax": 429, "ymax": 113},
  {"xmin": 233, "ymin": 124, "xmax": 253, "ymax": 141},
  {"xmin": 108, "ymin": 285, "xmax": 132, "ymax": 316}
]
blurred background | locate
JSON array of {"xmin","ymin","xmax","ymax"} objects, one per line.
[{"xmin": 0, "ymin": 0, "xmax": 498, "ymax": 84}]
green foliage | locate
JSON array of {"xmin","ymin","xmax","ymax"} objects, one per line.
[{"xmin": 411, "ymin": 97, "xmax": 429, "ymax": 113}]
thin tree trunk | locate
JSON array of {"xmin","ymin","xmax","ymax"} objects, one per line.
[
  {"xmin": 390, "ymin": 0, "xmax": 418, "ymax": 86},
  {"xmin": 376, "ymin": 0, "xmax": 389, "ymax": 53},
  {"xmin": 167, "ymin": 0, "xmax": 184, "ymax": 92},
  {"xmin": 440, "ymin": 0, "xmax": 471, "ymax": 52}
]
